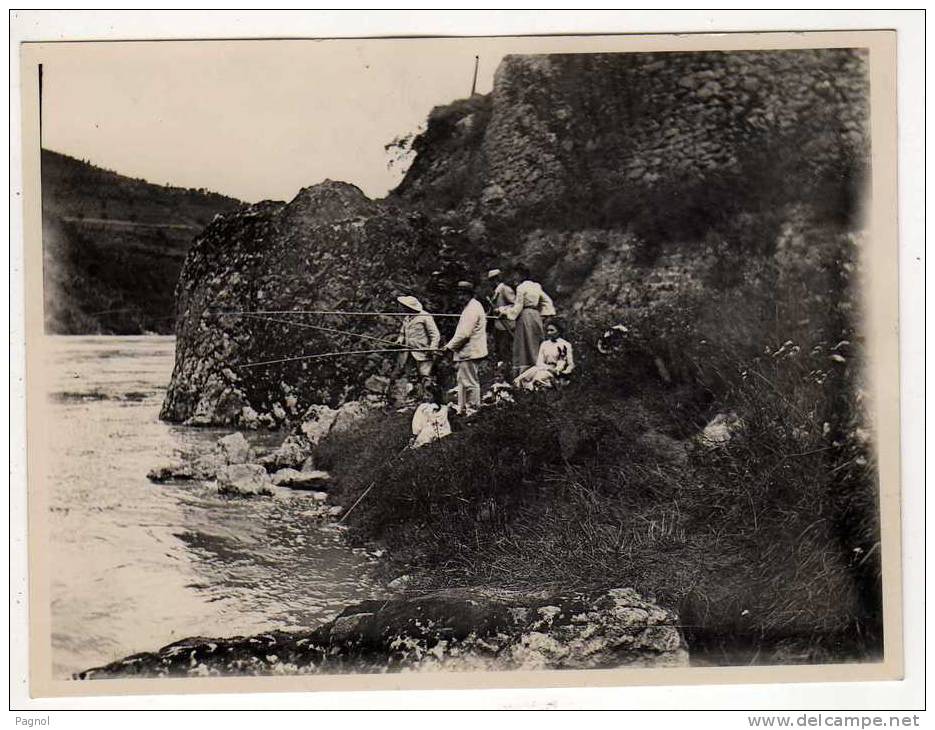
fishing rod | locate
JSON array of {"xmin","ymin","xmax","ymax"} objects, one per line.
[
  {"xmin": 238, "ymin": 312, "xmax": 402, "ymax": 348},
  {"xmin": 236, "ymin": 347, "xmax": 441, "ymax": 370}
]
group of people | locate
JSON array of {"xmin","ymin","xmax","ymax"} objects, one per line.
[{"xmin": 391, "ymin": 266, "xmax": 575, "ymax": 417}]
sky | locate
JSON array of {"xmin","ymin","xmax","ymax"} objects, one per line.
[{"xmin": 38, "ymin": 39, "xmax": 504, "ymax": 203}]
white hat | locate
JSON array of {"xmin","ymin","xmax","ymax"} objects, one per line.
[
  {"xmin": 396, "ymin": 295, "xmax": 423, "ymax": 312},
  {"xmin": 487, "ymin": 268, "xmax": 502, "ymax": 279}
]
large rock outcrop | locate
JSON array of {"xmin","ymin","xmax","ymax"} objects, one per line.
[
  {"xmin": 160, "ymin": 183, "xmax": 478, "ymax": 425},
  {"xmin": 77, "ymin": 587, "xmax": 687, "ymax": 677},
  {"xmin": 162, "ymin": 49, "xmax": 869, "ymax": 424}
]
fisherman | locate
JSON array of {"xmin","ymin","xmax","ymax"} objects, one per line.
[
  {"xmin": 514, "ymin": 319, "xmax": 575, "ymax": 390},
  {"xmin": 486, "ymin": 268, "xmax": 515, "ymax": 372},
  {"xmin": 497, "ymin": 265, "xmax": 556, "ymax": 376},
  {"xmin": 391, "ymin": 295, "xmax": 441, "ymax": 399},
  {"xmin": 443, "ymin": 280, "xmax": 488, "ymax": 415}
]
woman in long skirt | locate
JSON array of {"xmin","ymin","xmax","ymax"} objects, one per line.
[{"xmin": 497, "ymin": 266, "xmax": 556, "ymax": 376}]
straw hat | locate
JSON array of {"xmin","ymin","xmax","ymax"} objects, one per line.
[
  {"xmin": 487, "ymin": 268, "xmax": 502, "ymax": 280},
  {"xmin": 396, "ymin": 295, "xmax": 423, "ymax": 312}
]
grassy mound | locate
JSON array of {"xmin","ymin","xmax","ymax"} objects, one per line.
[{"xmin": 316, "ymin": 223, "xmax": 880, "ymax": 665}]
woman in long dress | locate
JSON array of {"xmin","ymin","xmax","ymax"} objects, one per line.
[
  {"xmin": 498, "ymin": 266, "xmax": 556, "ymax": 376},
  {"xmin": 515, "ymin": 320, "xmax": 574, "ymax": 390}
]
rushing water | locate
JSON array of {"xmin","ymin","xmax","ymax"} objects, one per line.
[{"xmin": 43, "ymin": 336, "xmax": 381, "ymax": 679}]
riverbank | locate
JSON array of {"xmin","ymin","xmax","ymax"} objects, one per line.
[{"xmin": 77, "ymin": 385, "xmax": 694, "ymax": 678}]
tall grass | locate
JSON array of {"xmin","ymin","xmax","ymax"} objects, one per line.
[{"xmin": 317, "ymin": 217, "xmax": 880, "ymax": 665}]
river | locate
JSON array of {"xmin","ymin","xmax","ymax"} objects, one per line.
[{"xmin": 43, "ymin": 336, "xmax": 381, "ymax": 679}]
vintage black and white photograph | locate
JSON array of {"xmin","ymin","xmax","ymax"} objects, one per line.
[{"xmin": 21, "ymin": 30, "xmax": 901, "ymax": 695}]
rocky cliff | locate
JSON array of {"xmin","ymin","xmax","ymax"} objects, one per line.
[
  {"xmin": 398, "ymin": 50, "xmax": 868, "ymax": 225},
  {"xmin": 159, "ymin": 182, "xmax": 482, "ymax": 424},
  {"xmin": 162, "ymin": 49, "xmax": 869, "ymax": 425},
  {"xmin": 397, "ymin": 50, "xmax": 869, "ymax": 319}
]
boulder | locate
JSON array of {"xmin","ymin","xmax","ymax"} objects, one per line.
[
  {"xmin": 146, "ymin": 463, "xmax": 196, "ymax": 483},
  {"xmin": 299, "ymin": 405, "xmax": 340, "ymax": 447},
  {"xmin": 77, "ymin": 587, "xmax": 688, "ymax": 678},
  {"xmin": 216, "ymin": 432, "xmax": 252, "ymax": 465},
  {"xmin": 331, "ymin": 400, "xmax": 374, "ymax": 435},
  {"xmin": 387, "ymin": 378, "xmax": 414, "ymax": 406},
  {"xmin": 271, "ymin": 403, "xmax": 288, "ymax": 423},
  {"xmin": 257, "ymin": 436, "xmax": 311, "ymax": 472},
  {"xmin": 147, "ymin": 454, "xmax": 221, "ymax": 483},
  {"xmin": 216, "ymin": 463, "xmax": 273, "ymax": 497},
  {"xmin": 270, "ymin": 468, "xmax": 331, "ymax": 489},
  {"xmin": 149, "ymin": 432, "xmax": 257, "ymax": 485},
  {"xmin": 239, "ymin": 406, "xmax": 260, "ymax": 430}
]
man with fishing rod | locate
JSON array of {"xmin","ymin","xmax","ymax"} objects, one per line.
[
  {"xmin": 443, "ymin": 280, "xmax": 488, "ymax": 416},
  {"xmin": 390, "ymin": 294, "xmax": 441, "ymax": 400}
]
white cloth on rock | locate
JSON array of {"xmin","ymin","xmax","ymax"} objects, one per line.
[{"xmin": 410, "ymin": 403, "xmax": 452, "ymax": 448}]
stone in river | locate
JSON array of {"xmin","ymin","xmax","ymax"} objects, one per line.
[
  {"xmin": 271, "ymin": 468, "xmax": 331, "ymax": 489},
  {"xmin": 216, "ymin": 432, "xmax": 252, "ymax": 465},
  {"xmin": 257, "ymin": 437, "xmax": 310, "ymax": 472},
  {"xmin": 147, "ymin": 456, "xmax": 218, "ymax": 483},
  {"xmin": 216, "ymin": 463, "xmax": 273, "ymax": 497},
  {"xmin": 147, "ymin": 463, "xmax": 196, "ymax": 483}
]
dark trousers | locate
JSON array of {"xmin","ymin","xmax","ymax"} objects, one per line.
[{"xmin": 493, "ymin": 326, "xmax": 513, "ymax": 369}]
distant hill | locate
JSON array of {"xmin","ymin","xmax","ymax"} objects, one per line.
[{"xmin": 41, "ymin": 149, "xmax": 243, "ymax": 334}]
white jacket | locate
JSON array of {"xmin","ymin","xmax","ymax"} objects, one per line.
[{"xmin": 445, "ymin": 298, "xmax": 488, "ymax": 362}]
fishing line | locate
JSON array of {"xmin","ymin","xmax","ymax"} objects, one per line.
[
  {"xmin": 239, "ymin": 312, "xmax": 403, "ymax": 348},
  {"xmin": 209, "ymin": 308, "xmax": 499, "ymax": 319},
  {"xmin": 237, "ymin": 347, "xmax": 439, "ymax": 370}
]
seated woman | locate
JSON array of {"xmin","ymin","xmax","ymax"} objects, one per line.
[{"xmin": 514, "ymin": 320, "xmax": 575, "ymax": 390}]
